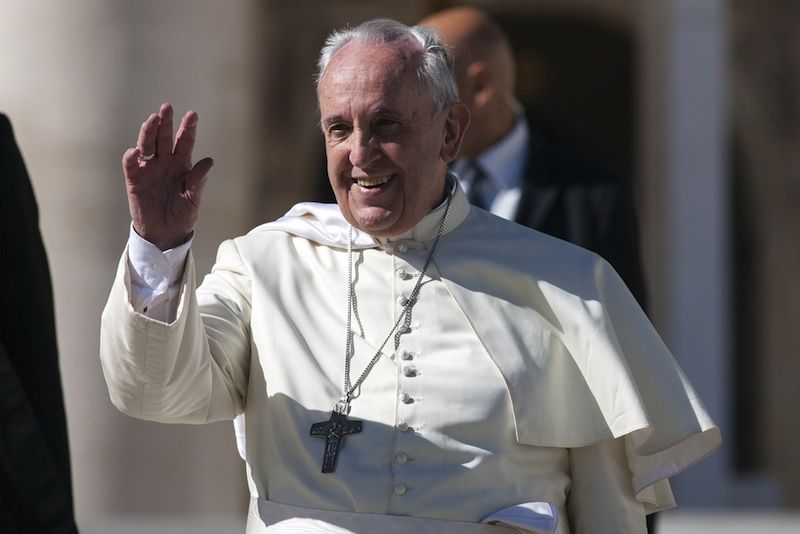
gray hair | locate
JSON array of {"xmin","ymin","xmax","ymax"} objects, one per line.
[{"xmin": 316, "ymin": 18, "xmax": 458, "ymax": 113}]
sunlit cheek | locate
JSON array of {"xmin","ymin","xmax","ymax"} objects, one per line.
[{"xmin": 325, "ymin": 146, "xmax": 350, "ymax": 187}]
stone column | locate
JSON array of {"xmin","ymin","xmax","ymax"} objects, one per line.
[
  {"xmin": 0, "ymin": 0, "xmax": 261, "ymax": 524},
  {"xmin": 637, "ymin": 0, "xmax": 731, "ymax": 506}
]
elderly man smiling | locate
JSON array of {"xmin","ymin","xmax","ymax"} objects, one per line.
[{"xmin": 101, "ymin": 18, "xmax": 719, "ymax": 534}]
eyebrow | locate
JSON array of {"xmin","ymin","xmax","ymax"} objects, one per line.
[
  {"xmin": 322, "ymin": 115, "xmax": 347, "ymax": 128},
  {"xmin": 374, "ymin": 106, "xmax": 403, "ymax": 117},
  {"xmin": 321, "ymin": 106, "xmax": 418, "ymax": 130}
]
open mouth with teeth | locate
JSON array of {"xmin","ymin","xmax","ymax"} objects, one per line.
[{"xmin": 354, "ymin": 175, "xmax": 393, "ymax": 188}]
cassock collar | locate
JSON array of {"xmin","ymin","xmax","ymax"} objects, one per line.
[
  {"xmin": 373, "ymin": 174, "xmax": 467, "ymax": 246},
  {"xmin": 263, "ymin": 174, "xmax": 470, "ymax": 250}
]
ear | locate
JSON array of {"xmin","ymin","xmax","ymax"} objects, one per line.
[{"xmin": 440, "ymin": 103, "xmax": 470, "ymax": 163}]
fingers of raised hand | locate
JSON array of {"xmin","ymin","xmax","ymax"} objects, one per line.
[
  {"xmin": 184, "ymin": 156, "xmax": 214, "ymax": 206},
  {"xmin": 173, "ymin": 111, "xmax": 199, "ymax": 160},
  {"xmin": 155, "ymin": 103, "xmax": 174, "ymax": 159},
  {"xmin": 122, "ymin": 147, "xmax": 143, "ymax": 179},
  {"xmin": 126, "ymin": 104, "xmax": 201, "ymax": 181},
  {"xmin": 135, "ymin": 113, "xmax": 159, "ymax": 164}
]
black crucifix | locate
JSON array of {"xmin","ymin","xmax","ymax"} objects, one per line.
[{"xmin": 310, "ymin": 410, "xmax": 363, "ymax": 473}]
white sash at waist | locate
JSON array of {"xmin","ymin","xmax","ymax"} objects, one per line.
[{"xmin": 247, "ymin": 497, "xmax": 530, "ymax": 533}]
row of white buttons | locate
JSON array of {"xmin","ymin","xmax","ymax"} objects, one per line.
[
  {"xmin": 397, "ymin": 350, "xmax": 414, "ymax": 361},
  {"xmin": 391, "ymin": 241, "xmax": 424, "ymax": 254},
  {"xmin": 395, "ymin": 258, "xmax": 417, "ymax": 499},
  {"xmin": 392, "ymin": 452, "xmax": 410, "ymax": 497},
  {"xmin": 396, "ymin": 322, "xmax": 419, "ymax": 336},
  {"xmin": 396, "ymin": 267, "xmax": 414, "ymax": 280}
]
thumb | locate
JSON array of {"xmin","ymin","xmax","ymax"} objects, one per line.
[{"xmin": 185, "ymin": 157, "xmax": 214, "ymax": 205}]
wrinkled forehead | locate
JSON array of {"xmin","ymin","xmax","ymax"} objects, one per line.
[{"xmin": 319, "ymin": 39, "xmax": 430, "ymax": 104}]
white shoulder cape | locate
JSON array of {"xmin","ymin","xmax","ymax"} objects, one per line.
[{"xmin": 246, "ymin": 199, "xmax": 720, "ymax": 512}]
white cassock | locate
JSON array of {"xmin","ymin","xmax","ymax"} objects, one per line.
[{"xmin": 100, "ymin": 180, "xmax": 720, "ymax": 534}]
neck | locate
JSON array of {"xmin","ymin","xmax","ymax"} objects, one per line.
[
  {"xmin": 462, "ymin": 102, "xmax": 516, "ymax": 159},
  {"xmin": 483, "ymin": 103, "xmax": 516, "ymax": 154}
]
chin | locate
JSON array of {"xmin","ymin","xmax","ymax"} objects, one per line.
[{"xmin": 349, "ymin": 207, "xmax": 404, "ymax": 237}]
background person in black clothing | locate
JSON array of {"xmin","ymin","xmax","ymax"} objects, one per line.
[
  {"xmin": 0, "ymin": 113, "xmax": 78, "ymax": 533},
  {"xmin": 419, "ymin": 6, "xmax": 647, "ymax": 307}
]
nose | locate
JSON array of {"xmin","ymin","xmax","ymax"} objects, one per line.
[{"xmin": 348, "ymin": 128, "xmax": 379, "ymax": 172}]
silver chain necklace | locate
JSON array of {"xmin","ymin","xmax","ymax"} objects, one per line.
[{"xmin": 309, "ymin": 190, "xmax": 453, "ymax": 473}]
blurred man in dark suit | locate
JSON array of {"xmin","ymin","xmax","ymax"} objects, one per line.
[
  {"xmin": 0, "ymin": 113, "xmax": 78, "ymax": 533},
  {"xmin": 420, "ymin": 7, "xmax": 647, "ymax": 306}
]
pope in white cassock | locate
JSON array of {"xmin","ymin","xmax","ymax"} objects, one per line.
[{"xmin": 101, "ymin": 18, "xmax": 720, "ymax": 534}]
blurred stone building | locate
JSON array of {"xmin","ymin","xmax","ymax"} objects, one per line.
[{"xmin": 0, "ymin": 0, "xmax": 798, "ymax": 529}]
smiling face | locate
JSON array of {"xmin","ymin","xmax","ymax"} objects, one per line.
[{"xmin": 319, "ymin": 39, "xmax": 467, "ymax": 237}]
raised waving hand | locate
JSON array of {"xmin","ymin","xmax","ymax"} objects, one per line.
[{"xmin": 123, "ymin": 103, "xmax": 214, "ymax": 250}]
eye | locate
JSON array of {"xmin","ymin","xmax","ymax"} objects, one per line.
[
  {"xmin": 326, "ymin": 123, "xmax": 351, "ymax": 140},
  {"xmin": 373, "ymin": 117, "xmax": 402, "ymax": 134}
]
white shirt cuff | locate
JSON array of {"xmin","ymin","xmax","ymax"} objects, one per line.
[
  {"xmin": 128, "ymin": 225, "xmax": 193, "ymax": 291},
  {"xmin": 127, "ymin": 225, "xmax": 193, "ymax": 320}
]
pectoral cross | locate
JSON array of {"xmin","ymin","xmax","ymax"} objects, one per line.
[{"xmin": 310, "ymin": 410, "xmax": 363, "ymax": 473}]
